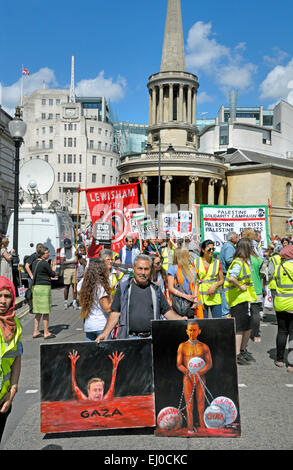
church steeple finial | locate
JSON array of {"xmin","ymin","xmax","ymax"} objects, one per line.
[{"xmin": 160, "ymin": 0, "xmax": 186, "ymax": 72}]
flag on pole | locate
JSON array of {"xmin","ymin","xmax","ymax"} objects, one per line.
[{"xmin": 22, "ymin": 67, "xmax": 30, "ymax": 75}]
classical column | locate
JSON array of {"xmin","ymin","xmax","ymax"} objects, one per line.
[
  {"xmin": 149, "ymin": 89, "xmax": 152, "ymax": 125},
  {"xmin": 208, "ymin": 178, "xmax": 217, "ymax": 205},
  {"xmin": 189, "ymin": 176, "xmax": 198, "ymax": 210},
  {"xmin": 159, "ymin": 85, "xmax": 164, "ymax": 123},
  {"xmin": 169, "ymin": 84, "xmax": 173, "ymax": 121},
  {"xmin": 187, "ymin": 86, "xmax": 192, "ymax": 123},
  {"xmin": 140, "ymin": 176, "xmax": 149, "ymax": 207},
  {"xmin": 197, "ymin": 178, "xmax": 203, "ymax": 204},
  {"xmin": 179, "ymin": 83, "xmax": 183, "ymax": 121},
  {"xmin": 218, "ymin": 180, "xmax": 227, "ymax": 205},
  {"xmin": 163, "ymin": 175, "xmax": 173, "ymax": 211},
  {"xmin": 152, "ymin": 86, "xmax": 157, "ymax": 124},
  {"xmin": 192, "ymin": 87, "xmax": 197, "ymax": 125}
]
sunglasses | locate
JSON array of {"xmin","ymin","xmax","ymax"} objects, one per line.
[{"xmin": 207, "ymin": 247, "xmax": 215, "ymax": 252}]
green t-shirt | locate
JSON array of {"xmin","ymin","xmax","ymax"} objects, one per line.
[{"xmin": 250, "ymin": 255, "xmax": 263, "ymax": 295}]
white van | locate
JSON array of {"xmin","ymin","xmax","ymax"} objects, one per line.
[{"xmin": 6, "ymin": 208, "xmax": 75, "ymax": 283}]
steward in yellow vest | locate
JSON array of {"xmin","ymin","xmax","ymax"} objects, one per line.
[
  {"xmin": 224, "ymin": 257, "xmax": 257, "ymax": 307},
  {"xmin": 267, "ymin": 253, "xmax": 281, "ymax": 291},
  {"xmin": 194, "ymin": 257, "xmax": 222, "ymax": 306},
  {"xmin": 274, "ymin": 259, "xmax": 293, "ymax": 312}
]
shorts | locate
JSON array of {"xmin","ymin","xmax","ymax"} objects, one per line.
[
  {"xmin": 63, "ymin": 268, "xmax": 75, "ymax": 285},
  {"xmin": 230, "ymin": 301, "xmax": 252, "ymax": 332}
]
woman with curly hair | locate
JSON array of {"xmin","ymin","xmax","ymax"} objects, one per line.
[{"xmin": 78, "ymin": 258, "xmax": 112, "ymax": 342}]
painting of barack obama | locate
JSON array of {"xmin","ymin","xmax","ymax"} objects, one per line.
[
  {"xmin": 40, "ymin": 339, "xmax": 155, "ymax": 433},
  {"xmin": 152, "ymin": 319, "xmax": 241, "ymax": 437}
]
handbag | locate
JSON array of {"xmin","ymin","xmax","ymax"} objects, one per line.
[
  {"xmin": 171, "ymin": 285, "xmax": 194, "ymax": 318},
  {"xmin": 25, "ymin": 260, "xmax": 42, "ymax": 310}
]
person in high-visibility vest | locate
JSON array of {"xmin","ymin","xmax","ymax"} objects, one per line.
[
  {"xmin": 273, "ymin": 245, "xmax": 293, "ymax": 372},
  {"xmin": 0, "ymin": 276, "xmax": 22, "ymax": 443},
  {"xmin": 194, "ymin": 240, "xmax": 224, "ymax": 318},
  {"xmin": 224, "ymin": 238, "xmax": 257, "ymax": 366},
  {"xmin": 267, "ymin": 250, "xmax": 282, "ymax": 304}
]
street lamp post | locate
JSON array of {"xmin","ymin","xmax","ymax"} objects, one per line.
[
  {"xmin": 157, "ymin": 136, "xmax": 161, "ymax": 234},
  {"xmin": 8, "ymin": 106, "xmax": 26, "ymax": 283}
]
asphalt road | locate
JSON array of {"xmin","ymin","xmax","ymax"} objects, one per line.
[{"xmin": 1, "ymin": 286, "xmax": 292, "ymax": 452}]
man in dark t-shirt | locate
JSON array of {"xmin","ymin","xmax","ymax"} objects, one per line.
[{"xmin": 97, "ymin": 254, "xmax": 187, "ymax": 341}]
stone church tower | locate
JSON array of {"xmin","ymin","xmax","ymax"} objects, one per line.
[{"xmin": 118, "ymin": 0, "xmax": 227, "ymax": 213}]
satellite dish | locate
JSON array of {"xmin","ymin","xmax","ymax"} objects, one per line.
[{"xmin": 20, "ymin": 159, "xmax": 55, "ymax": 195}]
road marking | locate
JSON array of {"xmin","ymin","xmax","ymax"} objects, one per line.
[
  {"xmin": 285, "ymin": 384, "xmax": 293, "ymax": 388},
  {"xmin": 25, "ymin": 389, "xmax": 39, "ymax": 394},
  {"xmin": 238, "ymin": 384, "xmax": 247, "ymax": 387}
]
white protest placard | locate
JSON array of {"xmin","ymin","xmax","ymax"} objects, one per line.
[
  {"xmin": 200, "ymin": 205, "xmax": 270, "ymax": 252},
  {"xmin": 178, "ymin": 211, "xmax": 193, "ymax": 235},
  {"xmin": 162, "ymin": 213, "xmax": 178, "ymax": 233},
  {"xmin": 137, "ymin": 216, "xmax": 156, "ymax": 239}
]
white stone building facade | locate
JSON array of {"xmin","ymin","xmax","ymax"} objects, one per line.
[
  {"xmin": 0, "ymin": 107, "xmax": 15, "ymax": 233},
  {"xmin": 20, "ymin": 89, "xmax": 119, "ymax": 224}
]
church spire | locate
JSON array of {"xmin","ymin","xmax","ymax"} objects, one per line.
[{"xmin": 160, "ymin": 0, "xmax": 186, "ymax": 72}]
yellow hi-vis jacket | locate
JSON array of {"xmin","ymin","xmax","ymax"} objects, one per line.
[
  {"xmin": 268, "ymin": 254, "xmax": 281, "ymax": 291},
  {"xmin": 110, "ymin": 269, "xmax": 124, "ymax": 296},
  {"xmin": 194, "ymin": 257, "xmax": 221, "ymax": 306},
  {"xmin": 224, "ymin": 257, "xmax": 257, "ymax": 307},
  {"xmin": 274, "ymin": 260, "xmax": 293, "ymax": 312},
  {"xmin": 0, "ymin": 317, "xmax": 22, "ymax": 400}
]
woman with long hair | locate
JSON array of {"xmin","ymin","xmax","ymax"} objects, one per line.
[
  {"xmin": 195, "ymin": 240, "xmax": 224, "ymax": 318},
  {"xmin": 0, "ymin": 276, "xmax": 22, "ymax": 443},
  {"xmin": 78, "ymin": 258, "xmax": 112, "ymax": 341},
  {"xmin": 150, "ymin": 253, "xmax": 169, "ymax": 303},
  {"xmin": 167, "ymin": 248, "xmax": 202, "ymax": 318},
  {"xmin": 224, "ymin": 238, "xmax": 257, "ymax": 365},
  {"xmin": 0, "ymin": 238, "xmax": 14, "ymax": 280}
]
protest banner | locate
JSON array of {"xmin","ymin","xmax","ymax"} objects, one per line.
[
  {"xmin": 200, "ymin": 205, "xmax": 270, "ymax": 252},
  {"xmin": 81, "ymin": 182, "xmax": 139, "ymax": 253},
  {"xmin": 178, "ymin": 211, "xmax": 193, "ymax": 235}
]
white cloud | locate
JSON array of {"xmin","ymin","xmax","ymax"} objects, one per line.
[
  {"xmin": 186, "ymin": 21, "xmax": 229, "ymax": 70},
  {"xmin": 259, "ymin": 58, "xmax": 293, "ymax": 104},
  {"xmin": 0, "ymin": 68, "xmax": 127, "ymax": 116},
  {"xmin": 263, "ymin": 47, "xmax": 289, "ymax": 67},
  {"xmin": 0, "ymin": 68, "xmax": 57, "ymax": 115},
  {"xmin": 186, "ymin": 21, "xmax": 257, "ymax": 94},
  {"xmin": 75, "ymin": 71, "xmax": 126, "ymax": 101},
  {"xmin": 197, "ymin": 91, "xmax": 214, "ymax": 104}
]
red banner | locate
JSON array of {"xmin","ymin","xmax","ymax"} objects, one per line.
[{"xmin": 84, "ymin": 182, "xmax": 139, "ymax": 253}]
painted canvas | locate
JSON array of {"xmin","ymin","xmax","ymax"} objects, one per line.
[
  {"xmin": 152, "ymin": 319, "xmax": 241, "ymax": 437},
  {"xmin": 40, "ymin": 339, "xmax": 155, "ymax": 433}
]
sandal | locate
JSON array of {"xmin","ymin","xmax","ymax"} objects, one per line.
[
  {"xmin": 274, "ymin": 361, "xmax": 285, "ymax": 368},
  {"xmin": 32, "ymin": 333, "xmax": 43, "ymax": 339},
  {"xmin": 44, "ymin": 334, "xmax": 56, "ymax": 340}
]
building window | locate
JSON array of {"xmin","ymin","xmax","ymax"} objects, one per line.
[
  {"xmin": 98, "ymin": 141, "xmax": 101, "ymax": 150},
  {"xmin": 110, "ymin": 176, "xmax": 113, "ymax": 184},
  {"xmin": 42, "ymin": 127, "xmax": 46, "ymax": 134},
  {"xmin": 68, "ymin": 123, "xmax": 73, "ymax": 131},
  {"xmin": 50, "ymin": 126, "xmax": 53, "ymax": 133},
  {"xmin": 64, "ymin": 124, "xmax": 67, "ymax": 131},
  {"xmin": 64, "ymin": 155, "xmax": 66, "ymax": 163},
  {"xmin": 92, "ymin": 173, "xmax": 97, "ymax": 183},
  {"xmin": 110, "ymin": 158, "xmax": 113, "ymax": 167},
  {"xmin": 102, "ymin": 156, "xmax": 106, "ymax": 166},
  {"xmin": 262, "ymin": 130, "xmax": 271, "ymax": 145},
  {"xmin": 79, "ymin": 154, "xmax": 82, "ymax": 164},
  {"xmin": 64, "ymin": 138, "xmax": 66, "ymax": 147},
  {"xmin": 44, "ymin": 155, "xmax": 48, "ymax": 162},
  {"xmin": 58, "ymin": 154, "xmax": 61, "ymax": 164},
  {"xmin": 63, "ymin": 173, "xmax": 66, "ymax": 182},
  {"xmin": 79, "ymin": 173, "xmax": 82, "ymax": 183},
  {"xmin": 49, "ymin": 99, "xmax": 53, "ymax": 106},
  {"xmin": 42, "ymin": 99, "xmax": 46, "ymax": 105},
  {"xmin": 74, "ymin": 137, "xmax": 76, "ymax": 147},
  {"xmin": 41, "ymin": 113, "xmax": 46, "ymax": 119},
  {"xmin": 67, "ymin": 173, "xmax": 72, "ymax": 183},
  {"xmin": 105, "ymin": 143, "xmax": 108, "ymax": 150},
  {"xmin": 73, "ymin": 154, "xmax": 76, "ymax": 164},
  {"xmin": 68, "ymin": 154, "xmax": 72, "ymax": 164},
  {"xmin": 48, "ymin": 113, "xmax": 53, "ymax": 120},
  {"xmin": 98, "ymin": 128, "xmax": 102, "ymax": 135},
  {"xmin": 90, "ymin": 127, "xmax": 94, "ymax": 133},
  {"xmin": 68, "ymin": 138, "xmax": 73, "ymax": 147},
  {"xmin": 89, "ymin": 140, "xmax": 94, "ymax": 149},
  {"xmin": 102, "ymin": 174, "xmax": 106, "ymax": 184},
  {"xmin": 56, "ymin": 99, "xmax": 60, "ymax": 105},
  {"xmin": 92, "ymin": 155, "xmax": 97, "ymax": 165},
  {"xmin": 219, "ymin": 124, "xmax": 229, "ymax": 145},
  {"xmin": 73, "ymin": 173, "xmax": 76, "ymax": 183},
  {"xmin": 49, "ymin": 140, "xmax": 53, "ymax": 149},
  {"xmin": 42, "ymin": 140, "xmax": 45, "ymax": 149},
  {"xmin": 286, "ymin": 183, "xmax": 292, "ymax": 207},
  {"xmin": 57, "ymin": 172, "xmax": 60, "ymax": 182}
]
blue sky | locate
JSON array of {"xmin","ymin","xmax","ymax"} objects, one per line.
[{"xmin": 1, "ymin": 0, "xmax": 293, "ymax": 122}]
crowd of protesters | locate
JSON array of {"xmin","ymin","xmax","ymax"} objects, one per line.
[{"xmin": 1, "ymin": 226, "xmax": 293, "ymax": 442}]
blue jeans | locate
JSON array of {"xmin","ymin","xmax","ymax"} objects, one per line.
[
  {"xmin": 221, "ymin": 287, "xmax": 230, "ymax": 317},
  {"xmin": 203, "ymin": 303, "xmax": 223, "ymax": 318},
  {"xmin": 85, "ymin": 330, "xmax": 103, "ymax": 342}
]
